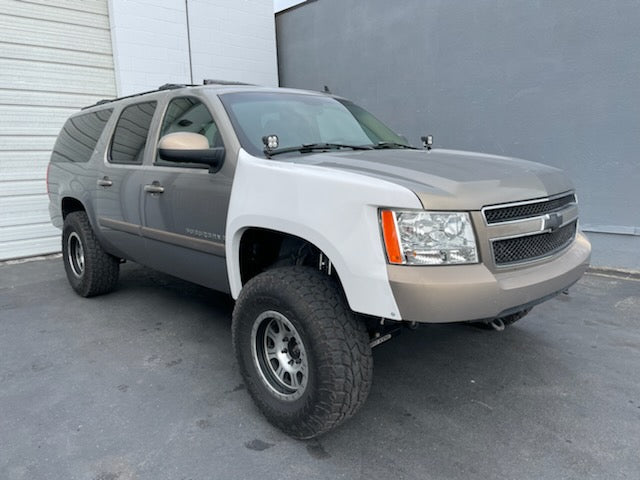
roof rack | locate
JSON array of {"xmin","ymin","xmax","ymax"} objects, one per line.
[
  {"xmin": 158, "ymin": 83, "xmax": 197, "ymax": 90},
  {"xmin": 203, "ymin": 79, "xmax": 254, "ymax": 86},
  {"xmin": 82, "ymin": 79, "xmax": 253, "ymax": 110},
  {"xmin": 82, "ymin": 87, "xmax": 171, "ymax": 110}
]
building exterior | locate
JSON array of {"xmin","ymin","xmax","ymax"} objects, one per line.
[
  {"xmin": 276, "ymin": 0, "xmax": 640, "ymax": 270},
  {"xmin": 0, "ymin": 0, "xmax": 277, "ymax": 261}
]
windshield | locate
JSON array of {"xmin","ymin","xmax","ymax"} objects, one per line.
[{"xmin": 219, "ymin": 92, "xmax": 410, "ymax": 157}]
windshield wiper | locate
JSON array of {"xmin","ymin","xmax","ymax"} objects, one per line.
[
  {"xmin": 267, "ymin": 142, "xmax": 374, "ymax": 157},
  {"xmin": 371, "ymin": 142, "xmax": 418, "ymax": 150}
]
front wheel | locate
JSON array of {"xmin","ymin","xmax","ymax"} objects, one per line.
[{"xmin": 232, "ymin": 266, "xmax": 373, "ymax": 439}]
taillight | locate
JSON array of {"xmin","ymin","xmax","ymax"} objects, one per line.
[{"xmin": 46, "ymin": 163, "xmax": 51, "ymax": 194}]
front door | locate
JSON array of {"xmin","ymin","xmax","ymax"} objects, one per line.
[{"xmin": 139, "ymin": 96, "xmax": 233, "ymax": 292}]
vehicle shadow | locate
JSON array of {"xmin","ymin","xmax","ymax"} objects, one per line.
[{"xmin": 108, "ymin": 263, "xmax": 583, "ymax": 478}]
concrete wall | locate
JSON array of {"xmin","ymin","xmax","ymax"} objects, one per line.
[
  {"xmin": 108, "ymin": 0, "xmax": 278, "ymax": 96},
  {"xmin": 276, "ymin": 0, "xmax": 640, "ymax": 270}
]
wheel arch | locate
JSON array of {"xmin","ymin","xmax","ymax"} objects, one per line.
[
  {"xmin": 61, "ymin": 196, "xmax": 86, "ymax": 219},
  {"xmin": 234, "ymin": 225, "xmax": 348, "ymax": 298}
]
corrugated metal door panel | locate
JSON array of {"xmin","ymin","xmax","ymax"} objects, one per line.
[
  {"xmin": 0, "ymin": 152, "xmax": 51, "ymax": 182},
  {"xmin": 0, "ymin": 2, "xmax": 109, "ymax": 28},
  {"xmin": 0, "ymin": 136, "xmax": 56, "ymax": 151},
  {"xmin": 2, "ymin": 43, "xmax": 114, "ymax": 69},
  {"xmin": 0, "ymin": 196, "xmax": 52, "ymax": 227},
  {"xmin": 0, "ymin": 105, "xmax": 77, "ymax": 136},
  {"xmin": 1, "ymin": 223, "xmax": 60, "ymax": 242},
  {"xmin": 0, "ymin": 0, "xmax": 116, "ymax": 261},
  {"xmin": 23, "ymin": 0, "xmax": 109, "ymax": 15},
  {"xmin": 0, "ymin": 237, "xmax": 61, "ymax": 260},
  {"xmin": 0, "ymin": 15, "xmax": 112, "ymax": 54},
  {"xmin": 0, "ymin": 90, "xmax": 105, "ymax": 109},
  {"xmin": 0, "ymin": 180, "xmax": 47, "ymax": 197},
  {"xmin": 0, "ymin": 59, "xmax": 115, "ymax": 96}
]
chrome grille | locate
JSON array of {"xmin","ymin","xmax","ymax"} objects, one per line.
[
  {"xmin": 484, "ymin": 193, "xmax": 576, "ymax": 224},
  {"xmin": 493, "ymin": 221, "xmax": 577, "ymax": 266}
]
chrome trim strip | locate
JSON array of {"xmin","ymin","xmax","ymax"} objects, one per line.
[
  {"xmin": 481, "ymin": 190, "xmax": 576, "ymax": 226},
  {"xmin": 488, "ymin": 206, "xmax": 579, "ymax": 242},
  {"xmin": 98, "ymin": 217, "xmax": 225, "ymax": 257},
  {"xmin": 142, "ymin": 225, "xmax": 225, "ymax": 257},
  {"xmin": 99, "ymin": 217, "xmax": 141, "ymax": 235}
]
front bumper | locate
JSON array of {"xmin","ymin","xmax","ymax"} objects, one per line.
[{"xmin": 387, "ymin": 232, "xmax": 591, "ymax": 323}]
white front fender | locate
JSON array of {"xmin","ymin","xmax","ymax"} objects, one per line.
[{"xmin": 225, "ymin": 150, "xmax": 422, "ymax": 320}]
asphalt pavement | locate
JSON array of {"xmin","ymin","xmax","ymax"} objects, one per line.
[{"xmin": 0, "ymin": 257, "xmax": 638, "ymax": 480}]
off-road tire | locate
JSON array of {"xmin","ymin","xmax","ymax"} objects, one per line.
[
  {"xmin": 62, "ymin": 211, "xmax": 119, "ymax": 297},
  {"xmin": 232, "ymin": 266, "xmax": 373, "ymax": 439}
]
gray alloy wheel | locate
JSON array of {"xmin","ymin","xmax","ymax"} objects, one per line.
[
  {"xmin": 62, "ymin": 211, "xmax": 119, "ymax": 297},
  {"xmin": 66, "ymin": 231, "xmax": 85, "ymax": 277},
  {"xmin": 251, "ymin": 310, "xmax": 309, "ymax": 401},
  {"xmin": 232, "ymin": 266, "xmax": 373, "ymax": 439}
]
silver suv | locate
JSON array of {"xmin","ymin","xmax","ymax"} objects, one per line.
[{"xmin": 47, "ymin": 81, "xmax": 591, "ymax": 438}]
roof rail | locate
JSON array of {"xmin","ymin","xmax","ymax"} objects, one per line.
[
  {"xmin": 158, "ymin": 83, "xmax": 197, "ymax": 90},
  {"xmin": 203, "ymin": 79, "xmax": 255, "ymax": 86},
  {"xmin": 82, "ymin": 84, "xmax": 193, "ymax": 110},
  {"xmin": 82, "ymin": 80, "xmax": 253, "ymax": 110}
]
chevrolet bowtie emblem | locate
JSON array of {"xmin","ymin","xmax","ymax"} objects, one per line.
[{"xmin": 542, "ymin": 213, "xmax": 563, "ymax": 232}]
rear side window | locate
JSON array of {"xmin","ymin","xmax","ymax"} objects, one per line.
[
  {"xmin": 110, "ymin": 101, "xmax": 157, "ymax": 164},
  {"xmin": 51, "ymin": 109, "xmax": 113, "ymax": 163}
]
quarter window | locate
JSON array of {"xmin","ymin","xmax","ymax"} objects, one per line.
[
  {"xmin": 51, "ymin": 109, "xmax": 113, "ymax": 163},
  {"xmin": 110, "ymin": 101, "xmax": 157, "ymax": 164}
]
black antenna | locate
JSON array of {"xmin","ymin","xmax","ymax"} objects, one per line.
[
  {"xmin": 323, "ymin": 85, "xmax": 331, "ymax": 94},
  {"xmin": 185, "ymin": 0, "xmax": 194, "ymax": 84}
]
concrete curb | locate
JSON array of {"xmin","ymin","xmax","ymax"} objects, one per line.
[{"xmin": 586, "ymin": 266, "xmax": 640, "ymax": 281}]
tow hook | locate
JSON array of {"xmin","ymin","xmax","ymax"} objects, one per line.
[{"xmin": 488, "ymin": 317, "xmax": 506, "ymax": 332}]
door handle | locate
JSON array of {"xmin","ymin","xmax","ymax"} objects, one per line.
[
  {"xmin": 97, "ymin": 176, "xmax": 113, "ymax": 187},
  {"xmin": 144, "ymin": 182, "xmax": 164, "ymax": 194}
]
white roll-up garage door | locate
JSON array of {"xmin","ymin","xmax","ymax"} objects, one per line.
[{"xmin": 0, "ymin": 0, "xmax": 116, "ymax": 260}]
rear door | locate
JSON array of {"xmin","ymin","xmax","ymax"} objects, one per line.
[
  {"xmin": 138, "ymin": 95, "xmax": 233, "ymax": 292},
  {"xmin": 95, "ymin": 100, "xmax": 158, "ymax": 262}
]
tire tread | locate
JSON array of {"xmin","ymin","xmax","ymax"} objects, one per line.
[
  {"xmin": 63, "ymin": 211, "xmax": 119, "ymax": 297},
  {"xmin": 232, "ymin": 266, "xmax": 373, "ymax": 439}
]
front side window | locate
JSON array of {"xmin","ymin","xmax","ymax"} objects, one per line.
[
  {"xmin": 219, "ymin": 92, "xmax": 409, "ymax": 157},
  {"xmin": 156, "ymin": 96, "xmax": 221, "ymax": 167},
  {"xmin": 110, "ymin": 101, "xmax": 157, "ymax": 164}
]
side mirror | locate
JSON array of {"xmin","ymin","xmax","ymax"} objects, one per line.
[
  {"xmin": 421, "ymin": 135, "xmax": 433, "ymax": 150},
  {"xmin": 158, "ymin": 132, "xmax": 224, "ymax": 173}
]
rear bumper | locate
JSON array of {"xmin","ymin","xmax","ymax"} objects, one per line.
[{"xmin": 388, "ymin": 232, "xmax": 591, "ymax": 323}]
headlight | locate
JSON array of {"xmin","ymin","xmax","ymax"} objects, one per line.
[{"xmin": 380, "ymin": 210, "xmax": 478, "ymax": 265}]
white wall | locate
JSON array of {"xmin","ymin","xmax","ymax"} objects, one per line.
[
  {"xmin": 108, "ymin": 0, "xmax": 278, "ymax": 96},
  {"xmin": 274, "ymin": 0, "xmax": 306, "ymax": 13},
  {"xmin": 0, "ymin": 0, "xmax": 117, "ymax": 261},
  {"xmin": 189, "ymin": 0, "xmax": 278, "ymax": 87}
]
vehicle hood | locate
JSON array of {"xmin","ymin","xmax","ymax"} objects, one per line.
[{"xmin": 295, "ymin": 148, "xmax": 574, "ymax": 210}]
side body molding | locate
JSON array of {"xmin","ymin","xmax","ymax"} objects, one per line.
[{"xmin": 225, "ymin": 149, "xmax": 423, "ymax": 320}]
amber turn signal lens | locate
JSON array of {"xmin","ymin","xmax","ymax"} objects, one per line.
[{"xmin": 380, "ymin": 210, "xmax": 404, "ymax": 264}]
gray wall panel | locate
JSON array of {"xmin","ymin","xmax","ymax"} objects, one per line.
[{"xmin": 276, "ymin": 0, "xmax": 640, "ymax": 270}]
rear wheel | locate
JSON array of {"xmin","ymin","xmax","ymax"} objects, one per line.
[
  {"xmin": 232, "ymin": 266, "xmax": 373, "ymax": 439},
  {"xmin": 62, "ymin": 211, "xmax": 119, "ymax": 297}
]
